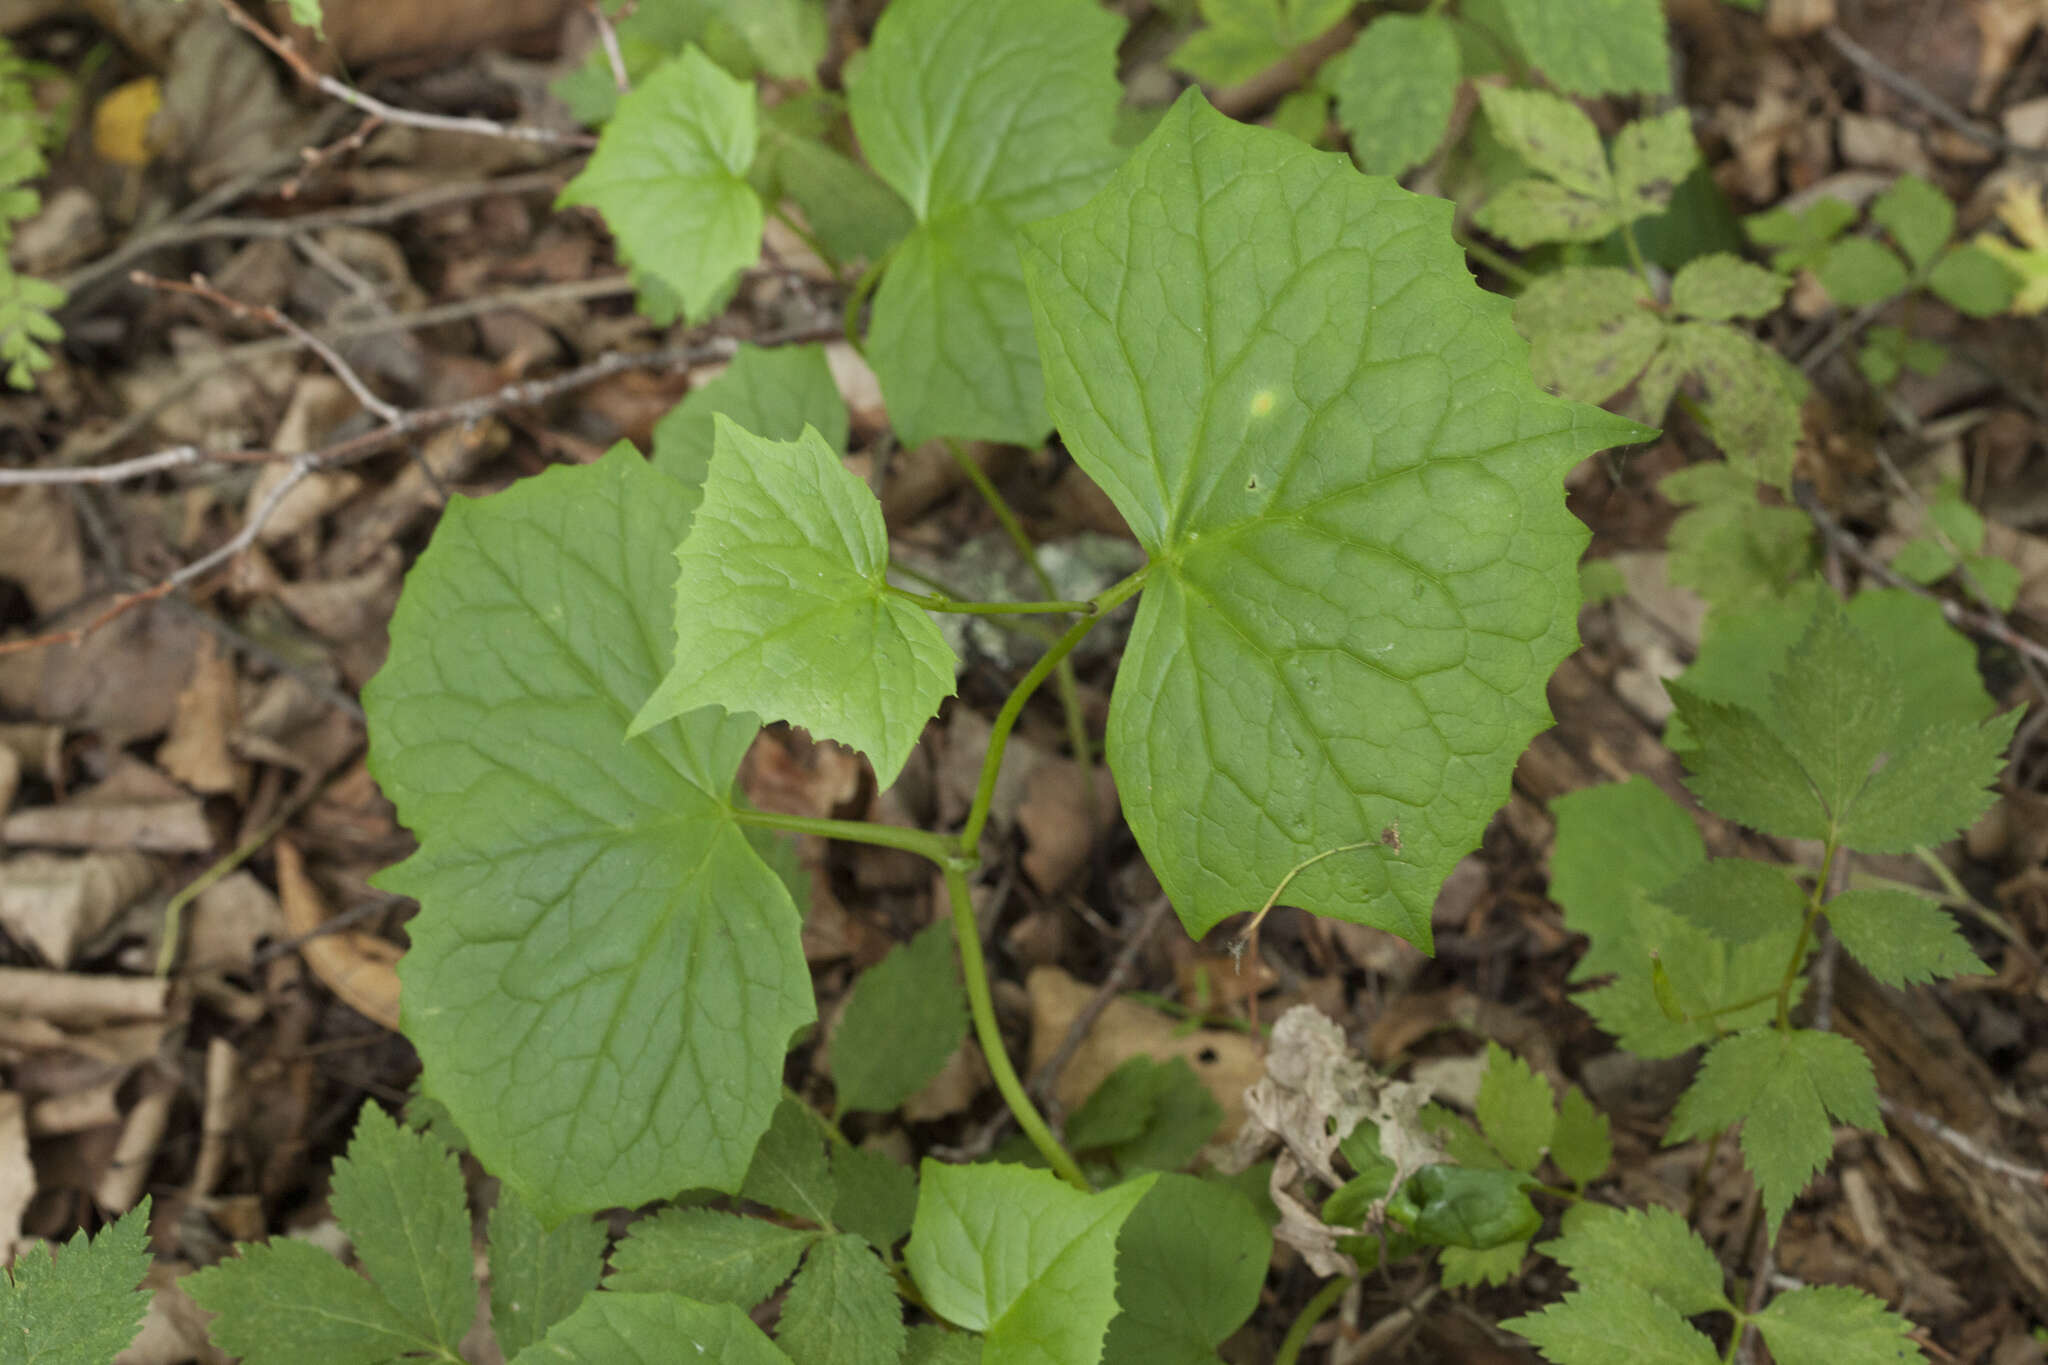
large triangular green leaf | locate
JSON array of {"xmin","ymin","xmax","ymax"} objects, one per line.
[
  {"xmin": 557, "ymin": 48, "xmax": 762, "ymax": 322},
  {"xmin": 1498, "ymin": 0, "xmax": 1670, "ymax": 95},
  {"xmin": 365, "ymin": 447, "xmax": 812, "ymax": 1222},
  {"xmin": 1325, "ymin": 12, "xmax": 1460, "ymax": 177},
  {"xmin": 905, "ymin": 1163, "xmax": 1154, "ymax": 1365},
  {"xmin": 1020, "ymin": 93, "xmax": 1645, "ymax": 945},
  {"xmin": 846, "ymin": 0, "xmax": 1124, "ymax": 446},
  {"xmin": 1101, "ymin": 1174, "xmax": 1271, "ymax": 1363},
  {"xmin": 631, "ymin": 419, "xmax": 955, "ymax": 786},
  {"xmin": 652, "ymin": 341, "xmax": 849, "ymax": 496}
]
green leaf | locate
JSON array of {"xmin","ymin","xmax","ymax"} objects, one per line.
[
  {"xmin": 1744, "ymin": 198, "xmax": 1857, "ymax": 273},
  {"xmin": 1268, "ymin": 89, "xmax": 1331, "ymax": 147},
  {"xmin": 1498, "ymin": 0, "xmax": 1670, "ymax": 95},
  {"xmin": 1610, "ymin": 109, "xmax": 1700, "ymax": 220},
  {"xmin": 1397, "ymin": 1166, "xmax": 1541, "ymax": 1249},
  {"xmin": 1578, "ymin": 558, "xmax": 1628, "ymax": 605},
  {"xmin": 1439, "ymin": 1239, "xmax": 1531, "ymax": 1288},
  {"xmin": 1507, "ymin": 1286, "xmax": 1720, "ymax": 1365},
  {"xmin": 728, "ymin": 0, "xmax": 828, "ymax": 80},
  {"xmin": 1837, "ymin": 709, "xmax": 2019, "ymax": 854},
  {"xmin": 1063, "ymin": 1056, "xmax": 1223, "ymax": 1176},
  {"xmin": 365, "ymin": 446, "xmax": 811, "ymax": 1220},
  {"xmin": 327, "ymin": 1105, "xmax": 475, "ymax": 1353},
  {"xmin": 1667, "ymin": 688, "xmax": 1829, "ymax": 841},
  {"xmin": 1101, "ymin": 1174, "xmax": 1272, "ymax": 1364},
  {"xmin": 832, "ymin": 922, "xmax": 969, "ymax": 1115},
  {"xmin": 905, "ymin": 1325, "xmax": 987, "ymax": 1365},
  {"xmin": 1, "ymin": 1200, "xmax": 152, "ymax": 1365},
  {"xmin": 1965, "ymin": 553, "xmax": 2022, "ymax": 610},
  {"xmin": 1752, "ymin": 1284, "xmax": 1927, "ymax": 1365},
  {"xmin": 1824, "ymin": 888, "xmax": 1988, "ymax": 987},
  {"xmin": 1475, "ymin": 88, "xmax": 1621, "ymax": 247},
  {"xmin": 1655, "ymin": 857, "xmax": 1807, "ymax": 945},
  {"xmin": 1871, "ymin": 175, "xmax": 1954, "ymax": 272},
  {"xmin": 1857, "ymin": 326, "xmax": 1947, "ymax": 387},
  {"xmin": 905, "ymin": 1162, "xmax": 1154, "ymax": 1365},
  {"xmin": 185, "ymin": 1240, "xmax": 422, "ymax": 1365},
  {"xmin": 608, "ymin": 1208, "xmax": 816, "ymax": 1307},
  {"xmin": 1021, "ymin": 91, "xmax": 1644, "ymax": 947},
  {"xmin": 1537, "ymin": 1204, "xmax": 1730, "ymax": 1317},
  {"xmin": 1475, "ymin": 1042, "xmax": 1556, "ymax": 1173},
  {"xmin": 486, "ymin": 1186, "xmax": 608, "ymax": 1360},
  {"xmin": 776, "ymin": 1234, "xmax": 906, "ymax": 1365},
  {"xmin": 530, "ymin": 1291, "xmax": 796, "ymax": 1363},
  {"xmin": 284, "ymin": 0, "xmax": 324, "ymax": 33},
  {"xmin": 1659, "ymin": 323, "xmax": 1806, "ymax": 486},
  {"xmin": 1670, "ymin": 254, "xmax": 1789, "ymax": 321},
  {"xmin": 631, "ymin": 420, "xmax": 956, "ymax": 787},
  {"xmin": 1769, "ymin": 596, "xmax": 1902, "ymax": 819},
  {"xmin": 1815, "ymin": 237, "xmax": 1909, "ymax": 306},
  {"xmin": 558, "ymin": 48, "xmax": 762, "ymax": 321},
  {"xmin": 1326, "ymin": 13, "xmax": 1460, "ymax": 177},
  {"xmin": 1172, "ymin": 0, "xmax": 1353, "ymax": 87},
  {"xmin": 652, "ymin": 342, "xmax": 850, "ymax": 495},
  {"xmin": 1513, "ymin": 266, "xmax": 1662, "ymax": 406},
  {"xmin": 766, "ymin": 133, "xmax": 916, "ymax": 268},
  {"xmin": 847, "ymin": 0, "xmax": 1124, "ymax": 446},
  {"xmin": 1549, "ymin": 778, "xmax": 1705, "ymax": 982},
  {"xmin": 831, "ymin": 1146, "xmax": 920, "ymax": 1251},
  {"xmin": 743, "ymin": 1097, "xmax": 839, "ymax": 1227},
  {"xmin": 1666, "ymin": 494, "xmax": 1815, "ymax": 614},
  {"xmin": 1927, "ymin": 243, "xmax": 2018, "ymax": 316},
  {"xmin": 1550, "ymin": 1086, "xmax": 1613, "ymax": 1187},
  {"xmin": 1667, "ymin": 1028, "xmax": 1883, "ymax": 1239}
]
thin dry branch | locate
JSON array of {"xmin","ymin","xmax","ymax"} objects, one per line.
[
  {"xmin": 1823, "ymin": 26, "xmax": 2048, "ymax": 162},
  {"xmin": 1882, "ymin": 1097, "xmax": 2048, "ymax": 1187},
  {"xmin": 211, "ymin": 0, "xmax": 595, "ymax": 148}
]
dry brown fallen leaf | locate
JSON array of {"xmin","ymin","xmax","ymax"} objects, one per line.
[
  {"xmin": 0, "ymin": 1091, "xmax": 31, "ymax": 1260},
  {"xmin": 0, "ymin": 851, "xmax": 159, "ymax": 968},
  {"xmin": 274, "ymin": 837, "xmax": 401, "ymax": 1032},
  {"xmin": 1025, "ymin": 964, "xmax": 1264, "ymax": 1140},
  {"xmin": 157, "ymin": 637, "xmax": 242, "ymax": 796},
  {"xmin": 0, "ymin": 486, "xmax": 86, "ymax": 618}
]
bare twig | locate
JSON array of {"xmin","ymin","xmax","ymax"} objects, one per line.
[
  {"xmin": 588, "ymin": 1, "xmax": 631, "ymax": 94},
  {"xmin": 1027, "ymin": 894, "xmax": 1177, "ymax": 1106},
  {"xmin": 0, "ymin": 446, "xmax": 210, "ymax": 487},
  {"xmin": 211, "ymin": 0, "xmax": 594, "ymax": 148},
  {"xmin": 1882, "ymin": 1098, "xmax": 2048, "ymax": 1186},
  {"xmin": 281, "ymin": 114, "xmax": 385, "ymax": 200},
  {"xmin": 1823, "ymin": 26, "xmax": 2048, "ymax": 162},
  {"xmin": 136, "ymin": 270, "xmax": 402, "ymax": 424}
]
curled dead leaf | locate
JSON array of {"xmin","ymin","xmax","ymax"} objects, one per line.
[{"xmin": 274, "ymin": 837, "xmax": 400, "ymax": 1031}]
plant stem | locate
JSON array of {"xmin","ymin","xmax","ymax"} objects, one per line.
[
  {"xmin": 944, "ymin": 862, "xmax": 1090, "ymax": 1190},
  {"xmin": 883, "ymin": 584, "xmax": 1095, "ymax": 616},
  {"xmin": 731, "ymin": 806, "xmax": 957, "ymax": 865},
  {"xmin": 888, "ymin": 560, "xmax": 1062, "ymax": 645},
  {"xmin": 958, "ymin": 567, "xmax": 1148, "ymax": 856},
  {"xmin": 1777, "ymin": 840, "xmax": 1837, "ymax": 1029},
  {"xmin": 941, "ymin": 437, "xmax": 1099, "ymax": 800},
  {"xmin": 769, "ymin": 205, "xmax": 834, "ymax": 274},
  {"xmin": 1458, "ymin": 233, "xmax": 1534, "ymax": 288},
  {"xmin": 1275, "ymin": 1276, "xmax": 1352, "ymax": 1365},
  {"xmin": 844, "ymin": 256, "xmax": 886, "ymax": 356},
  {"xmin": 1620, "ymin": 220, "xmax": 1654, "ymax": 293}
]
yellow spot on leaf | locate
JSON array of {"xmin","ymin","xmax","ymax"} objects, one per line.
[{"xmin": 1250, "ymin": 389, "xmax": 1276, "ymax": 417}]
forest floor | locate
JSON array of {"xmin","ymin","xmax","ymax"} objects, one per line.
[{"xmin": 4, "ymin": 1, "xmax": 2048, "ymax": 1361}]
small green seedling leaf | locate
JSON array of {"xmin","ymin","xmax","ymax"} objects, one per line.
[
  {"xmin": 847, "ymin": 0, "xmax": 1124, "ymax": 446},
  {"xmin": 831, "ymin": 1145, "xmax": 920, "ymax": 1252},
  {"xmin": 1550, "ymin": 1086, "xmax": 1613, "ymax": 1187},
  {"xmin": 1667, "ymin": 688, "xmax": 1829, "ymax": 842},
  {"xmin": 608, "ymin": 1208, "xmax": 816, "ymax": 1308},
  {"xmin": 632, "ymin": 419, "xmax": 956, "ymax": 787},
  {"xmin": 832, "ymin": 922, "xmax": 969, "ymax": 1114},
  {"xmin": 759, "ymin": 129, "xmax": 916, "ymax": 268},
  {"xmin": 1508, "ymin": 1286, "xmax": 1720, "ymax": 1365},
  {"xmin": 1655, "ymin": 323, "xmax": 1806, "ymax": 486},
  {"xmin": 1498, "ymin": 0, "xmax": 1670, "ymax": 95},
  {"xmin": 1815, "ymin": 237, "xmax": 1909, "ymax": 306},
  {"xmin": 1927, "ymin": 242, "xmax": 2018, "ymax": 316},
  {"xmin": 1102, "ymin": 1173, "xmax": 1272, "ymax": 1362},
  {"xmin": 2, "ymin": 1199, "xmax": 152, "ymax": 1365},
  {"xmin": 366, "ymin": 447, "xmax": 811, "ymax": 1220},
  {"xmin": 905, "ymin": 1162, "xmax": 1154, "ymax": 1365},
  {"xmin": 1063, "ymin": 1055, "xmax": 1223, "ymax": 1176},
  {"xmin": 776, "ymin": 1234, "xmax": 906, "ymax": 1365},
  {"xmin": 1439, "ymin": 1239, "xmax": 1533, "ymax": 1288},
  {"xmin": 1857, "ymin": 326, "xmax": 1947, "ymax": 388},
  {"xmin": 743, "ymin": 1096, "xmax": 839, "ymax": 1227},
  {"xmin": 186, "ymin": 1240, "xmax": 421, "ymax": 1365},
  {"xmin": 1514, "ymin": 266, "xmax": 1661, "ymax": 406},
  {"xmin": 1669, "ymin": 253, "xmax": 1789, "ymax": 321},
  {"xmin": 1326, "ymin": 12, "xmax": 1460, "ymax": 176},
  {"xmin": 1475, "ymin": 1042, "xmax": 1556, "ymax": 1173},
  {"xmin": 1745, "ymin": 198, "xmax": 1856, "ymax": 273},
  {"xmin": 1870, "ymin": 174, "xmax": 1953, "ymax": 272},
  {"xmin": 1824, "ymin": 888, "xmax": 1988, "ymax": 988},
  {"xmin": 1668, "ymin": 1028, "xmax": 1883, "ymax": 1239},
  {"xmin": 1397, "ymin": 1166, "xmax": 1542, "ymax": 1249},
  {"xmin": 1543, "ymin": 1203, "xmax": 1730, "ymax": 1316},
  {"xmin": 1751, "ymin": 1284, "xmax": 1928, "ymax": 1365},
  {"xmin": 1172, "ymin": 0, "xmax": 1353, "ymax": 88},
  {"xmin": 529, "ymin": 1291, "xmax": 795, "ymax": 1363},
  {"xmin": 487, "ymin": 1185, "xmax": 608, "ymax": 1359},
  {"xmin": 558, "ymin": 48, "xmax": 762, "ymax": 321},
  {"xmin": 1268, "ymin": 88, "xmax": 1331, "ymax": 146},
  {"xmin": 652, "ymin": 342, "xmax": 850, "ymax": 495},
  {"xmin": 1022, "ymin": 90, "xmax": 1644, "ymax": 947},
  {"xmin": 1662, "ymin": 471, "xmax": 1816, "ymax": 611},
  {"xmin": 1655, "ymin": 858, "xmax": 1807, "ymax": 945}
]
